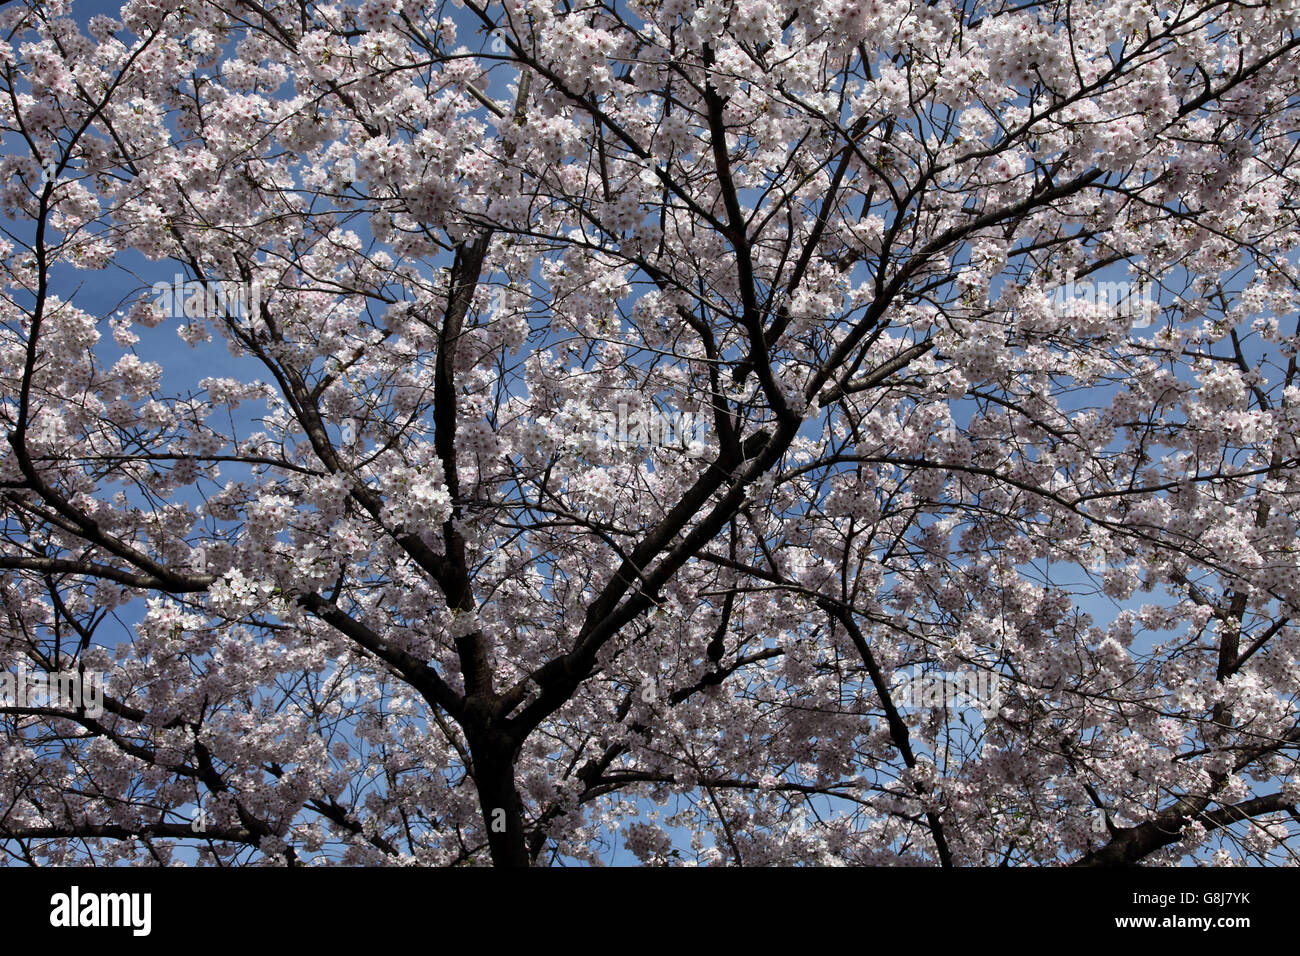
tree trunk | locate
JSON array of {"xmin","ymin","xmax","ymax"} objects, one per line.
[{"xmin": 471, "ymin": 741, "xmax": 529, "ymax": 867}]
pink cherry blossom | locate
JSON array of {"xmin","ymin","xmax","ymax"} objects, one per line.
[{"xmin": 0, "ymin": 0, "xmax": 1298, "ymax": 868}]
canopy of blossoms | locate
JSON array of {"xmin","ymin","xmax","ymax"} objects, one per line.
[{"xmin": 1, "ymin": 0, "xmax": 1299, "ymax": 866}]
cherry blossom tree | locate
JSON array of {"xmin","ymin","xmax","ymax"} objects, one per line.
[{"xmin": 2, "ymin": 0, "xmax": 1300, "ymax": 866}]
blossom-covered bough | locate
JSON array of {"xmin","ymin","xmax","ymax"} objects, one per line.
[{"xmin": 1, "ymin": 0, "xmax": 1299, "ymax": 866}]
